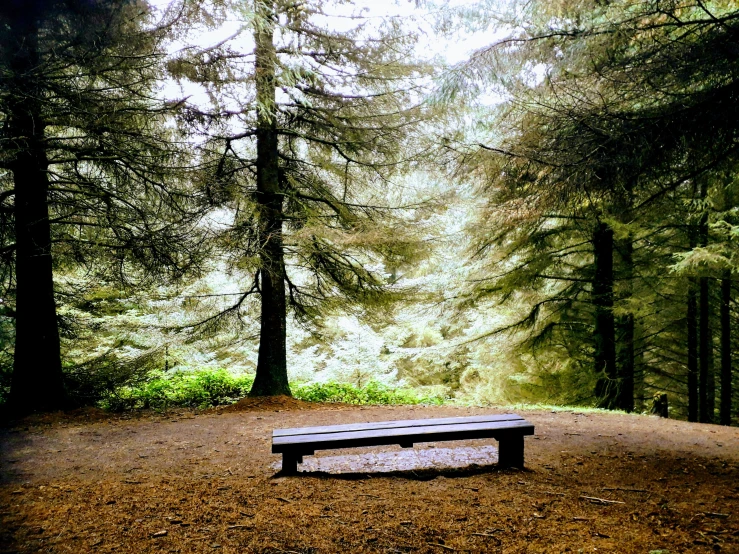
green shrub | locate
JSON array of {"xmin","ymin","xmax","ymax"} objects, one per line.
[
  {"xmin": 293, "ymin": 380, "xmax": 444, "ymax": 405},
  {"xmin": 102, "ymin": 369, "xmax": 254, "ymax": 411},
  {"xmin": 98, "ymin": 369, "xmax": 443, "ymax": 412},
  {"xmin": 62, "ymin": 348, "xmax": 160, "ymax": 407}
]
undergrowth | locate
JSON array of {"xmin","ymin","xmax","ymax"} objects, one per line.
[
  {"xmin": 101, "ymin": 369, "xmax": 255, "ymax": 411},
  {"xmin": 293, "ymin": 381, "xmax": 444, "ymax": 406},
  {"xmin": 501, "ymin": 403, "xmax": 630, "ymax": 414},
  {"xmin": 100, "ymin": 369, "xmax": 445, "ymax": 411}
]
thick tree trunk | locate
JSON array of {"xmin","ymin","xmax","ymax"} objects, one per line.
[
  {"xmin": 593, "ymin": 222, "xmax": 618, "ymax": 409},
  {"xmin": 249, "ymin": 0, "xmax": 291, "ymax": 397},
  {"xmin": 6, "ymin": 15, "xmax": 67, "ymax": 413},
  {"xmin": 720, "ymin": 272, "xmax": 732, "ymax": 425}
]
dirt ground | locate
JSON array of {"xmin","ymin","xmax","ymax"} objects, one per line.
[{"xmin": 1, "ymin": 399, "xmax": 737, "ymax": 554}]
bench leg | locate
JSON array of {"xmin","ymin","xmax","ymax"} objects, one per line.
[
  {"xmin": 498, "ymin": 435, "xmax": 524, "ymax": 469},
  {"xmin": 282, "ymin": 453, "xmax": 302, "ymax": 474}
]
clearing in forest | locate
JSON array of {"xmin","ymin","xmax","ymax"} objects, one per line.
[{"xmin": 1, "ymin": 402, "xmax": 737, "ymax": 553}]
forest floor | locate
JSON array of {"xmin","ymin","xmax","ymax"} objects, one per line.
[{"xmin": 0, "ymin": 398, "xmax": 738, "ymax": 554}]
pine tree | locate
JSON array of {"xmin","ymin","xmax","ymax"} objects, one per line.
[
  {"xmin": 0, "ymin": 0, "xmax": 204, "ymax": 413},
  {"xmin": 449, "ymin": 0, "xmax": 739, "ymax": 418},
  {"xmin": 170, "ymin": 0, "xmax": 433, "ymax": 396}
]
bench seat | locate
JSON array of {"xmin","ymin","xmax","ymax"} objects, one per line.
[{"xmin": 272, "ymin": 413, "xmax": 534, "ymax": 473}]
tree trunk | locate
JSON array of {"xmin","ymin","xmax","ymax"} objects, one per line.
[
  {"xmin": 634, "ymin": 326, "xmax": 645, "ymax": 412},
  {"xmin": 651, "ymin": 393, "xmax": 669, "ymax": 418},
  {"xmin": 720, "ymin": 271, "xmax": 732, "ymax": 425},
  {"xmin": 687, "ymin": 222, "xmax": 699, "ymax": 422},
  {"xmin": 617, "ymin": 312, "xmax": 635, "ymax": 412},
  {"xmin": 6, "ymin": 14, "xmax": 67, "ymax": 413},
  {"xmin": 616, "ymin": 235, "xmax": 635, "ymax": 412},
  {"xmin": 593, "ymin": 222, "xmax": 618, "ymax": 408},
  {"xmin": 249, "ymin": 0, "xmax": 291, "ymax": 397},
  {"xmin": 699, "ymin": 275, "xmax": 713, "ymax": 422},
  {"xmin": 615, "ymin": 181, "xmax": 635, "ymax": 413},
  {"xmin": 698, "ymin": 181, "xmax": 712, "ymax": 423},
  {"xmin": 707, "ymin": 309, "xmax": 716, "ymax": 422}
]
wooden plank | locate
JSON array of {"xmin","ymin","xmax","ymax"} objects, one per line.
[
  {"xmin": 272, "ymin": 419, "xmax": 533, "ymax": 453},
  {"xmin": 272, "ymin": 413, "xmax": 524, "ymax": 438},
  {"xmin": 273, "ymin": 424, "xmax": 533, "ymax": 454},
  {"xmin": 274, "ymin": 419, "xmax": 533, "ymax": 446}
]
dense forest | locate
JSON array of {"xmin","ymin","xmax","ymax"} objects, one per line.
[{"xmin": 0, "ymin": 0, "xmax": 737, "ymax": 425}]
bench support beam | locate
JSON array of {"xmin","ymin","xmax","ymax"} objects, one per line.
[
  {"xmin": 498, "ymin": 434, "xmax": 524, "ymax": 469},
  {"xmin": 281, "ymin": 452, "xmax": 301, "ymax": 474}
]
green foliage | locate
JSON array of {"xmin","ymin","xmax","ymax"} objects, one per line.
[
  {"xmin": 293, "ymin": 380, "xmax": 444, "ymax": 406},
  {"xmin": 0, "ymin": 367, "xmax": 9, "ymax": 406},
  {"xmin": 102, "ymin": 369, "xmax": 254, "ymax": 411},
  {"xmin": 445, "ymin": 0, "xmax": 739, "ymax": 419},
  {"xmin": 96, "ymin": 369, "xmax": 444, "ymax": 411},
  {"xmin": 0, "ymin": 318, "xmax": 13, "ymax": 405},
  {"xmin": 501, "ymin": 404, "xmax": 625, "ymax": 415},
  {"xmin": 62, "ymin": 347, "xmax": 160, "ymax": 407},
  {"xmin": 172, "ymin": 0, "xmax": 439, "ymax": 397}
]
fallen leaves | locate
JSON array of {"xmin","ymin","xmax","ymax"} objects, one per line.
[{"xmin": 1, "ymin": 405, "xmax": 737, "ymax": 554}]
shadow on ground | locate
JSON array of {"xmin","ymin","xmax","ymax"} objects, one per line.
[{"xmin": 273, "ymin": 444, "xmax": 499, "ymax": 473}]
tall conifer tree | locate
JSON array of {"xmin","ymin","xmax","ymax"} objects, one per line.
[
  {"xmin": 0, "ymin": 0, "xmax": 203, "ymax": 413},
  {"xmin": 173, "ymin": 0, "xmax": 432, "ymax": 396},
  {"xmin": 449, "ymin": 0, "xmax": 739, "ymax": 417}
]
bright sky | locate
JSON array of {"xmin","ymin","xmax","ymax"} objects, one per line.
[
  {"xmin": 147, "ymin": 0, "xmax": 514, "ymax": 109},
  {"xmin": 148, "ymin": 0, "xmax": 507, "ymax": 65}
]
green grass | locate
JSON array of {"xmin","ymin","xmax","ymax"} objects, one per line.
[{"xmin": 497, "ymin": 402, "xmax": 636, "ymax": 415}]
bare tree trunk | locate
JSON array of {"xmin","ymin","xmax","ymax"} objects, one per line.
[
  {"xmin": 6, "ymin": 13, "xmax": 67, "ymax": 413},
  {"xmin": 249, "ymin": 0, "xmax": 291, "ymax": 397},
  {"xmin": 698, "ymin": 181, "xmax": 712, "ymax": 423},
  {"xmin": 634, "ymin": 326, "xmax": 645, "ymax": 412},
  {"xmin": 593, "ymin": 222, "xmax": 618, "ymax": 408},
  {"xmin": 687, "ymin": 221, "xmax": 699, "ymax": 422},
  {"xmin": 720, "ymin": 271, "xmax": 732, "ymax": 425},
  {"xmin": 698, "ymin": 281, "xmax": 711, "ymax": 423},
  {"xmin": 707, "ymin": 309, "xmax": 716, "ymax": 423},
  {"xmin": 616, "ymin": 235, "xmax": 635, "ymax": 412}
]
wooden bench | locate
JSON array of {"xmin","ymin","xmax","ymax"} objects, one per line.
[{"xmin": 272, "ymin": 413, "xmax": 534, "ymax": 473}]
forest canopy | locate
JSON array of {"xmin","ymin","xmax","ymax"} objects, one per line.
[{"xmin": 0, "ymin": 0, "xmax": 736, "ymax": 426}]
